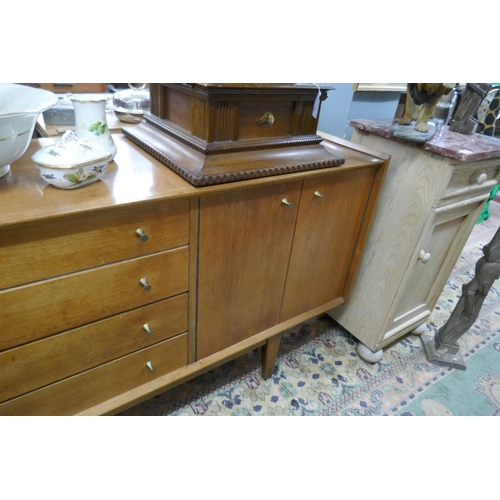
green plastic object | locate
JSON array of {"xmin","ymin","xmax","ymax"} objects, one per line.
[{"xmin": 478, "ymin": 182, "xmax": 500, "ymax": 223}]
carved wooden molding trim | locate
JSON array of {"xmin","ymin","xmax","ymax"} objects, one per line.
[
  {"xmin": 167, "ymin": 83, "xmax": 330, "ymax": 102},
  {"xmin": 123, "ymin": 126, "xmax": 344, "ymax": 187}
]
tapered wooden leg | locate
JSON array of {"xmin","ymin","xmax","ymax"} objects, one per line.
[{"xmin": 261, "ymin": 333, "xmax": 282, "ymax": 380}]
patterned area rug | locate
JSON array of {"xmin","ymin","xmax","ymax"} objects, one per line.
[{"xmin": 120, "ymin": 200, "xmax": 500, "ymax": 416}]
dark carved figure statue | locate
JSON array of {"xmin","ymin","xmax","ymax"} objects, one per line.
[{"xmin": 422, "ymin": 225, "xmax": 500, "ymax": 369}]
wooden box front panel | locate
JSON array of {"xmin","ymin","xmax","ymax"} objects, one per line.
[
  {"xmin": 196, "ymin": 181, "xmax": 302, "ymax": 359},
  {"xmin": 148, "ymin": 83, "xmax": 324, "ymax": 145},
  {"xmin": 280, "ymin": 168, "xmax": 379, "ymax": 322},
  {"xmin": 164, "ymin": 88, "xmax": 192, "ymax": 131},
  {"xmin": 238, "ymin": 100, "xmax": 294, "ymax": 139}
]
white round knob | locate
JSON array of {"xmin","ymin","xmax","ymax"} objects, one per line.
[
  {"xmin": 474, "ymin": 173, "xmax": 487, "ymax": 185},
  {"xmin": 418, "ymin": 249, "xmax": 431, "ymax": 264}
]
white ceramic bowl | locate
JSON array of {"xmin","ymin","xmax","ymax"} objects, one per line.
[
  {"xmin": 0, "ymin": 84, "xmax": 58, "ymax": 177},
  {"xmin": 112, "ymin": 87, "xmax": 150, "ymax": 123},
  {"xmin": 31, "ymin": 131, "xmax": 112, "ymax": 189}
]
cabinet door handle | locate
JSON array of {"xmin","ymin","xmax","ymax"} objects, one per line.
[
  {"xmin": 281, "ymin": 198, "xmax": 294, "ymax": 208},
  {"xmin": 314, "ymin": 190, "xmax": 326, "ymax": 199},
  {"xmin": 143, "ymin": 323, "xmax": 153, "ymax": 337},
  {"xmin": 139, "ymin": 278, "xmax": 152, "ymax": 291},
  {"xmin": 418, "ymin": 249, "xmax": 431, "ymax": 264},
  {"xmin": 135, "ymin": 228, "xmax": 149, "ymax": 241},
  {"xmin": 145, "ymin": 361, "xmax": 156, "ymax": 373}
]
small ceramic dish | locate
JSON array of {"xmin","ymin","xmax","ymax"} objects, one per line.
[{"xmin": 31, "ymin": 130, "xmax": 112, "ymax": 189}]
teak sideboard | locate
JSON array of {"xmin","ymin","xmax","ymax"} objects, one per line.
[{"xmin": 0, "ymin": 133, "xmax": 388, "ymax": 415}]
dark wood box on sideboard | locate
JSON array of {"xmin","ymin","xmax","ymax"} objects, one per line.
[{"xmin": 123, "ymin": 83, "xmax": 345, "ymax": 186}]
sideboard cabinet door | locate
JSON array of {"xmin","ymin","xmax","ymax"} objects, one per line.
[
  {"xmin": 196, "ymin": 181, "xmax": 302, "ymax": 359},
  {"xmin": 196, "ymin": 165, "xmax": 381, "ymax": 359},
  {"xmin": 280, "ymin": 167, "xmax": 377, "ymax": 321}
]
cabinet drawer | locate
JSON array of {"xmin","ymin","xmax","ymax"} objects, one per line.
[
  {"xmin": 0, "ymin": 294, "xmax": 188, "ymax": 403},
  {"xmin": 438, "ymin": 160, "xmax": 500, "ymax": 206},
  {"xmin": 0, "ymin": 247, "xmax": 188, "ymax": 351},
  {"xmin": 0, "ymin": 333, "xmax": 188, "ymax": 415},
  {"xmin": 0, "ymin": 199, "xmax": 189, "ymax": 290}
]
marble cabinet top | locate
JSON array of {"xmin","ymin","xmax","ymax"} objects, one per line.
[{"xmin": 351, "ymin": 119, "xmax": 500, "ymax": 163}]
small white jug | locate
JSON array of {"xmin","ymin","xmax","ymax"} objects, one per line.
[{"xmin": 70, "ymin": 95, "xmax": 117, "ymax": 160}]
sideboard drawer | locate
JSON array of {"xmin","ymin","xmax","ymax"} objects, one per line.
[
  {"xmin": 0, "ymin": 333, "xmax": 189, "ymax": 416},
  {"xmin": 0, "ymin": 199, "xmax": 189, "ymax": 290},
  {"xmin": 0, "ymin": 247, "xmax": 189, "ymax": 351},
  {"xmin": 0, "ymin": 293, "xmax": 188, "ymax": 403}
]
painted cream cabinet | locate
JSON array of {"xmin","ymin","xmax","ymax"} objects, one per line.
[{"xmin": 328, "ymin": 122, "xmax": 500, "ymax": 362}]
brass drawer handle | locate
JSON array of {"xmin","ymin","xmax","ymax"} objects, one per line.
[
  {"xmin": 314, "ymin": 190, "xmax": 326, "ymax": 199},
  {"xmin": 145, "ymin": 361, "xmax": 156, "ymax": 373},
  {"xmin": 281, "ymin": 198, "xmax": 294, "ymax": 208},
  {"xmin": 143, "ymin": 323, "xmax": 153, "ymax": 337},
  {"xmin": 139, "ymin": 278, "xmax": 151, "ymax": 291},
  {"xmin": 135, "ymin": 228, "xmax": 149, "ymax": 241},
  {"xmin": 418, "ymin": 249, "xmax": 431, "ymax": 264}
]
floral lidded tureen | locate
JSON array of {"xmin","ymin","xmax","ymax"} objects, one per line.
[{"xmin": 31, "ymin": 130, "xmax": 112, "ymax": 189}]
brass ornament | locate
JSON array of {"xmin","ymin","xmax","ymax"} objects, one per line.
[{"xmin": 256, "ymin": 111, "xmax": 275, "ymax": 127}]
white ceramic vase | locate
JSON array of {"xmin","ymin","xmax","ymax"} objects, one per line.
[{"xmin": 70, "ymin": 95, "xmax": 117, "ymax": 160}]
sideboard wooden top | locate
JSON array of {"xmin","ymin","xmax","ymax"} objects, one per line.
[{"xmin": 1, "ymin": 133, "xmax": 385, "ymax": 228}]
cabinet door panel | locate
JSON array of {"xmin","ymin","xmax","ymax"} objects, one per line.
[
  {"xmin": 197, "ymin": 181, "xmax": 301, "ymax": 359},
  {"xmin": 387, "ymin": 200, "xmax": 484, "ymax": 341},
  {"xmin": 280, "ymin": 168, "xmax": 376, "ymax": 321}
]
